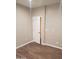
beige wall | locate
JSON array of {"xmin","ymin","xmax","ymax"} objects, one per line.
[
  {"xmin": 32, "ymin": 3, "xmax": 62, "ymax": 47},
  {"xmin": 45, "ymin": 3, "xmax": 62, "ymax": 47},
  {"xmin": 16, "ymin": 4, "xmax": 32, "ymax": 47}
]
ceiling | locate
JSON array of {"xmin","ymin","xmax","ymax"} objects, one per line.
[{"xmin": 16, "ymin": 0, "xmax": 60, "ymax": 8}]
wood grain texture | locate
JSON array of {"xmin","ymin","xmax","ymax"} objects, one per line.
[{"xmin": 16, "ymin": 42, "xmax": 62, "ymax": 59}]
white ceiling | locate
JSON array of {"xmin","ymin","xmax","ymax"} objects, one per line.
[{"xmin": 16, "ymin": 0, "xmax": 60, "ymax": 8}]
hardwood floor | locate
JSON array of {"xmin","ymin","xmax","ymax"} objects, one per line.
[{"xmin": 16, "ymin": 42, "xmax": 62, "ymax": 59}]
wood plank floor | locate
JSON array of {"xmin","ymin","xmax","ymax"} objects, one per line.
[{"xmin": 16, "ymin": 42, "xmax": 62, "ymax": 59}]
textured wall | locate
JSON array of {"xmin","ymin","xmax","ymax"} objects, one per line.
[{"xmin": 16, "ymin": 4, "xmax": 32, "ymax": 47}]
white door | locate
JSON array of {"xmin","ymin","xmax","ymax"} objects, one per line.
[{"xmin": 32, "ymin": 16, "xmax": 41, "ymax": 44}]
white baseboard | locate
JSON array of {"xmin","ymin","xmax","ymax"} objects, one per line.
[
  {"xmin": 16, "ymin": 40, "xmax": 34, "ymax": 49},
  {"xmin": 16, "ymin": 40, "xmax": 62, "ymax": 49},
  {"xmin": 42, "ymin": 42, "xmax": 62, "ymax": 49}
]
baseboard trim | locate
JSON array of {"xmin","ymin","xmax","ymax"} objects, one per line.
[
  {"xmin": 42, "ymin": 43, "xmax": 62, "ymax": 49},
  {"xmin": 16, "ymin": 40, "xmax": 34, "ymax": 49},
  {"xmin": 16, "ymin": 40, "xmax": 62, "ymax": 49}
]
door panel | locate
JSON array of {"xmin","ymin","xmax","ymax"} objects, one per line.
[{"xmin": 32, "ymin": 16, "xmax": 40, "ymax": 44}]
